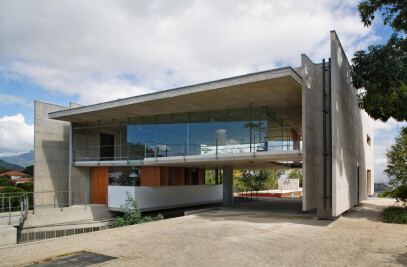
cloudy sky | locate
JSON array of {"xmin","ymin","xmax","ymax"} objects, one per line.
[{"xmin": 0, "ymin": 0, "xmax": 405, "ymax": 182}]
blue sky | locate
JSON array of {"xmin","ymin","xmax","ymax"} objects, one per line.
[{"xmin": 0, "ymin": 0, "xmax": 405, "ymax": 183}]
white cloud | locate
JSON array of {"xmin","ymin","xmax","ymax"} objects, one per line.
[
  {"xmin": 0, "ymin": 114, "xmax": 33, "ymax": 157},
  {"xmin": 0, "ymin": 0, "xmax": 377, "ymax": 104},
  {"xmin": 0, "ymin": 94, "xmax": 32, "ymax": 107}
]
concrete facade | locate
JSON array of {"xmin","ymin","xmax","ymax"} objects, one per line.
[{"xmin": 33, "ymin": 32, "xmax": 374, "ymax": 218}]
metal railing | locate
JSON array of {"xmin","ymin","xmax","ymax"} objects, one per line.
[
  {"xmin": 73, "ymin": 128, "xmax": 302, "ymax": 162},
  {"xmin": 0, "ymin": 193, "xmax": 29, "ymax": 225},
  {"xmin": 0, "ymin": 190, "xmax": 109, "ymax": 223}
]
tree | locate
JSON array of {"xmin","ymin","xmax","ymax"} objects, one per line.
[
  {"xmin": 23, "ymin": 165, "xmax": 33, "ymax": 176},
  {"xmin": 385, "ymin": 127, "xmax": 407, "ymax": 186},
  {"xmin": 351, "ymin": 0, "xmax": 407, "ymax": 122},
  {"xmin": 0, "ymin": 177, "xmax": 16, "ymax": 187}
]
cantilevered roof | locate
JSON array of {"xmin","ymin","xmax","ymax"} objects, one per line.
[{"xmin": 49, "ymin": 67, "xmax": 302, "ymax": 127}]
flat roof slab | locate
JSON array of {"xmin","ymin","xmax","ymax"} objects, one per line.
[{"xmin": 49, "ymin": 68, "xmax": 302, "ymax": 127}]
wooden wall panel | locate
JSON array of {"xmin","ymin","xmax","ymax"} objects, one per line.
[
  {"xmin": 91, "ymin": 166, "xmax": 108, "ymax": 204},
  {"xmin": 199, "ymin": 169, "xmax": 205, "ymax": 185},
  {"xmin": 160, "ymin": 167, "xmax": 169, "ymax": 186},
  {"xmin": 170, "ymin": 167, "xmax": 185, "ymax": 186},
  {"xmin": 184, "ymin": 168, "xmax": 192, "ymax": 185},
  {"xmin": 141, "ymin": 166, "xmax": 161, "ymax": 186}
]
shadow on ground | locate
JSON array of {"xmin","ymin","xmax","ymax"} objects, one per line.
[{"xmin": 195, "ymin": 197, "xmax": 334, "ymax": 227}]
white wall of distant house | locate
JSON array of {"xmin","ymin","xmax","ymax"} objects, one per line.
[{"xmin": 108, "ymin": 184, "xmax": 223, "ymax": 211}]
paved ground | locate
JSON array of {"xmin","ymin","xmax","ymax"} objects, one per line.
[{"xmin": 1, "ymin": 198, "xmax": 406, "ymax": 267}]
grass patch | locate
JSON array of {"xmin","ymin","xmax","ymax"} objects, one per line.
[{"xmin": 383, "ymin": 206, "xmax": 407, "ymax": 224}]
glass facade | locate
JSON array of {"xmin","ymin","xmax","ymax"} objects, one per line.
[
  {"xmin": 127, "ymin": 106, "xmax": 294, "ymax": 160},
  {"xmin": 72, "ymin": 105, "xmax": 300, "ymax": 162}
]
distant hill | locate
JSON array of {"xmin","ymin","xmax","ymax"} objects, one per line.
[
  {"xmin": 0, "ymin": 150, "xmax": 34, "ymax": 168},
  {"xmin": 374, "ymin": 183, "xmax": 392, "ymax": 193},
  {"xmin": 0, "ymin": 159, "xmax": 24, "ymax": 172}
]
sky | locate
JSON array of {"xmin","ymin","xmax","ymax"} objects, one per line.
[{"xmin": 0, "ymin": 0, "xmax": 405, "ymax": 183}]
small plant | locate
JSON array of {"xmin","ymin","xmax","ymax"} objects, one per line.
[
  {"xmin": 383, "ymin": 206, "xmax": 407, "ymax": 224},
  {"xmin": 108, "ymin": 192, "xmax": 163, "ymax": 228},
  {"xmin": 382, "ymin": 185, "xmax": 407, "ymax": 224}
]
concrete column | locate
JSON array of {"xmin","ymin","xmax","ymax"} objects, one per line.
[
  {"xmin": 68, "ymin": 122, "xmax": 73, "ymax": 206},
  {"xmin": 222, "ymin": 166, "xmax": 233, "ymax": 207}
]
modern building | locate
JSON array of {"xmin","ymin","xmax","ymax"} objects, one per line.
[{"xmin": 34, "ymin": 31, "xmax": 374, "ymax": 218}]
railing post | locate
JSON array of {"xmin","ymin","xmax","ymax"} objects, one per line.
[
  {"xmin": 8, "ymin": 198, "xmax": 11, "ymax": 225},
  {"xmin": 1, "ymin": 195, "xmax": 4, "ymax": 213},
  {"xmin": 253, "ymin": 136, "xmax": 256, "ymax": 157},
  {"xmin": 20, "ymin": 199, "xmax": 23, "ymax": 223},
  {"xmin": 54, "ymin": 193, "xmax": 56, "ymax": 208},
  {"xmin": 183, "ymin": 142, "xmax": 186, "ymax": 160},
  {"xmin": 85, "ymin": 191, "xmax": 87, "ymax": 210},
  {"xmin": 216, "ymin": 138, "xmax": 218, "ymax": 158},
  {"xmin": 155, "ymin": 142, "xmax": 158, "ymax": 161}
]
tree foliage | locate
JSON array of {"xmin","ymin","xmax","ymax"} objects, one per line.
[
  {"xmin": 108, "ymin": 191, "xmax": 163, "ymax": 228},
  {"xmin": 385, "ymin": 127, "xmax": 407, "ymax": 186},
  {"xmin": 0, "ymin": 177, "xmax": 16, "ymax": 187},
  {"xmin": 351, "ymin": 0, "xmax": 407, "ymax": 121},
  {"xmin": 234, "ymin": 170, "xmax": 285, "ymax": 193},
  {"xmin": 23, "ymin": 165, "xmax": 34, "ymax": 176}
]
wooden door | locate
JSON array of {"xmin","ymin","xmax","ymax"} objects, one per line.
[{"xmin": 91, "ymin": 166, "xmax": 109, "ymax": 204}]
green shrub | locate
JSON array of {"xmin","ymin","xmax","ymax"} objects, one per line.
[
  {"xmin": 0, "ymin": 177, "xmax": 16, "ymax": 187},
  {"xmin": 383, "ymin": 206, "xmax": 407, "ymax": 224},
  {"xmin": 389, "ymin": 185, "xmax": 407, "ymax": 205},
  {"xmin": 108, "ymin": 191, "xmax": 163, "ymax": 228}
]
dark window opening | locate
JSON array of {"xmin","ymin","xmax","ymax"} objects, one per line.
[{"xmin": 100, "ymin": 133, "xmax": 114, "ymax": 161}]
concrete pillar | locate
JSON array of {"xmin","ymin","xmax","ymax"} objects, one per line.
[{"xmin": 223, "ymin": 166, "xmax": 233, "ymax": 207}]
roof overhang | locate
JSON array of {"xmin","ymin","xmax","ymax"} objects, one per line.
[{"xmin": 49, "ymin": 67, "xmax": 302, "ymax": 127}]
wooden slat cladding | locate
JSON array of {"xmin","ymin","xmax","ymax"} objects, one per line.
[
  {"xmin": 140, "ymin": 166, "xmax": 160, "ymax": 186},
  {"xmin": 91, "ymin": 167, "xmax": 108, "ymax": 204},
  {"xmin": 170, "ymin": 167, "xmax": 185, "ymax": 186},
  {"xmin": 160, "ymin": 167, "xmax": 169, "ymax": 186}
]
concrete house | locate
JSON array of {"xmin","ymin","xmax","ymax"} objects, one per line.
[{"xmin": 34, "ymin": 31, "xmax": 374, "ymax": 219}]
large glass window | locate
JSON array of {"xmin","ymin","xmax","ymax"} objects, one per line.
[{"xmin": 127, "ymin": 106, "xmax": 293, "ymax": 159}]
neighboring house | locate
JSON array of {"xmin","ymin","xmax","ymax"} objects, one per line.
[
  {"xmin": 34, "ymin": 32, "xmax": 374, "ymax": 219},
  {"xmin": 0, "ymin": 171, "xmax": 27, "ymax": 180},
  {"xmin": 13, "ymin": 178, "xmax": 32, "ymax": 185}
]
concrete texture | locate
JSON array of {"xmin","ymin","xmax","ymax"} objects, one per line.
[
  {"xmin": 330, "ymin": 31, "xmax": 375, "ymax": 216},
  {"xmin": 49, "ymin": 68, "xmax": 302, "ymax": 129},
  {"xmin": 22, "ymin": 205, "xmax": 112, "ymax": 228},
  {"xmin": 0, "ymin": 198, "xmax": 405, "ymax": 266},
  {"xmin": 0, "ymin": 225, "xmax": 16, "ymax": 247},
  {"xmin": 34, "ymin": 102, "xmax": 70, "ymax": 207}
]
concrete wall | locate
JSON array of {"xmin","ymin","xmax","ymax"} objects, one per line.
[
  {"xmin": 34, "ymin": 102, "xmax": 70, "ymax": 207},
  {"xmin": 108, "ymin": 185, "xmax": 223, "ymax": 211},
  {"xmin": 22, "ymin": 205, "xmax": 113, "ymax": 228},
  {"xmin": 73, "ymin": 125, "xmax": 127, "ymax": 161},
  {"xmin": 0, "ymin": 225, "xmax": 17, "ymax": 247},
  {"xmin": 301, "ymin": 55, "xmax": 324, "ymax": 212},
  {"xmin": 330, "ymin": 31, "xmax": 374, "ymax": 216},
  {"xmin": 278, "ymin": 179, "xmax": 299, "ymax": 190}
]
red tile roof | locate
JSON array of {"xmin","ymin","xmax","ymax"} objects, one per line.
[{"xmin": 0, "ymin": 171, "xmax": 27, "ymax": 177}]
